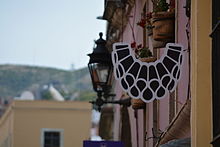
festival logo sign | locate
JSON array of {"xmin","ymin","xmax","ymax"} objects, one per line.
[{"xmin": 112, "ymin": 43, "xmax": 184, "ymax": 103}]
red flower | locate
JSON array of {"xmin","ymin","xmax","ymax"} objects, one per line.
[
  {"xmin": 146, "ymin": 12, "xmax": 152, "ymax": 19},
  {"xmin": 131, "ymin": 42, "xmax": 136, "ymax": 48},
  {"xmin": 137, "ymin": 19, "xmax": 146, "ymax": 28},
  {"xmin": 137, "ymin": 44, "xmax": 142, "ymax": 49}
]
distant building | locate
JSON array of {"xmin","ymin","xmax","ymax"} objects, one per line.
[
  {"xmin": 0, "ymin": 100, "xmax": 91, "ymax": 147},
  {"xmin": 48, "ymin": 85, "xmax": 65, "ymax": 101},
  {"xmin": 14, "ymin": 91, "xmax": 35, "ymax": 100}
]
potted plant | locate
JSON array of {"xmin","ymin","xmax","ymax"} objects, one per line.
[
  {"xmin": 137, "ymin": 11, "xmax": 166, "ymax": 49},
  {"xmin": 137, "ymin": 12, "xmax": 153, "ymax": 36},
  {"xmin": 132, "ymin": 43, "xmax": 157, "ymax": 65},
  {"xmin": 151, "ymin": 0, "xmax": 175, "ymax": 42},
  {"xmin": 131, "ymin": 44, "xmax": 157, "ymax": 109},
  {"xmin": 137, "ymin": 46, "xmax": 156, "ymax": 62}
]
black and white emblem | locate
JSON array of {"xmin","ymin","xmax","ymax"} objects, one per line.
[{"xmin": 112, "ymin": 43, "xmax": 184, "ymax": 103}]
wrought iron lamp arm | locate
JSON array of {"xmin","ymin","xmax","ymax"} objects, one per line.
[{"xmin": 90, "ymin": 97, "xmax": 131, "ymax": 112}]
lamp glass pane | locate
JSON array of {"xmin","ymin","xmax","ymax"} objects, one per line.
[{"xmin": 96, "ymin": 64, "xmax": 109, "ymax": 83}]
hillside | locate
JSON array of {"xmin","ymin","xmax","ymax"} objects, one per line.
[{"xmin": 0, "ymin": 64, "xmax": 96, "ymax": 101}]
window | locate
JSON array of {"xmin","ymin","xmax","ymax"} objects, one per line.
[{"xmin": 41, "ymin": 129, "xmax": 63, "ymax": 147}]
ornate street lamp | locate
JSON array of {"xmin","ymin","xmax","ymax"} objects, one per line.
[
  {"xmin": 88, "ymin": 32, "xmax": 131, "ymax": 111},
  {"xmin": 87, "ymin": 32, "xmax": 113, "ymax": 111}
]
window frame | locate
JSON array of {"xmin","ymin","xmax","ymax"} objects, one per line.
[{"xmin": 41, "ymin": 128, "xmax": 64, "ymax": 147}]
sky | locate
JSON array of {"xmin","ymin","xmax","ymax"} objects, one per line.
[{"xmin": 0, "ymin": 0, "xmax": 106, "ymax": 70}]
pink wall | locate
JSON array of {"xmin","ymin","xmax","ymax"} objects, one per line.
[
  {"xmin": 146, "ymin": 103, "xmax": 153, "ymax": 147},
  {"xmin": 176, "ymin": 0, "xmax": 190, "ymax": 110},
  {"xmin": 112, "ymin": 0, "xmax": 190, "ymax": 146}
]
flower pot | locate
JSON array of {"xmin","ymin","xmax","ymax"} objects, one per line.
[
  {"xmin": 150, "ymin": 35, "xmax": 166, "ymax": 49},
  {"xmin": 131, "ymin": 57, "xmax": 157, "ymax": 109},
  {"xmin": 131, "ymin": 98, "xmax": 146, "ymax": 109},
  {"xmin": 139, "ymin": 56, "xmax": 157, "ymax": 62},
  {"xmin": 152, "ymin": 11, "xmax": 175, "ymax": 42}
]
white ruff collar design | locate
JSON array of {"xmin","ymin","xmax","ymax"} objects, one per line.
[{"xmin": 112, "ymin": 43, "xmax": 184, "ymax": 103}]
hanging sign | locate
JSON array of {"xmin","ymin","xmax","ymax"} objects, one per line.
[
  {"xmin": 83, "ymin": 141, "xmax": 124, "ymax": 147},
  {"xmin": 112, "ymin": 43, "xmax": 184, "ymax": 103}
]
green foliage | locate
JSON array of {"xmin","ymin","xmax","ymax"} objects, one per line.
[
  {"xmin": 41, "ymin": 90, "xmax": 53, "ymax": 100},
  {"xmin": 139, "ymin": 48, "xmax": 153, "ymax": 58},
  {"xmin": 152, "ymin": 0, "xmax": 169, "ymax": 12}
]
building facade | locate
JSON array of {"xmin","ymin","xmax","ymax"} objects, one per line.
[
  {"xmin": 0, "ymin": 100, "xmax": 91, "ymax": 147},
  {"xmin": 101, "ymin": 0, "xmax": 215, "ymax": 146}
]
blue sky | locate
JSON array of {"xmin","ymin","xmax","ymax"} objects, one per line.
[{"xmin": 0, "ymin": 0, "xmax": 106, "ymax": 70}]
